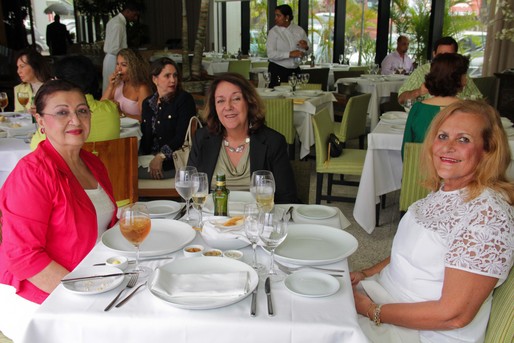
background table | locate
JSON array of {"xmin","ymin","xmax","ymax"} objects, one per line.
[
  {"xmin": 21, "ymin": 206, "xmax": 366, "ymax": 343},
  {"xmin": 354, "ymin": 121, "xmax": 514, "ymax": 234},
  {"xmin": 335, "ymin": 76, "xmax": 406, "ymax": 130}
]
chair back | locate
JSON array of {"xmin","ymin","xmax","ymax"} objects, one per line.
[
  {"xmin": 300, "ymin": 83, "xmax": 322, "ymax": 90},
  {"xmin": 228, "ymin": 59, "xmax": 251, "ymax": 79},
  {"xmin": 251, "ymin": 61, "xmax": 269, "ymax": 69},
  {"xmin": 484, "ymin": 267, "xmax": 514, "ymax": 343},
  {"xmin": 263, "ymin": 98, "xmax": 295, "ymax": 145},
  {"xmin": 399, "ymin": 142, "xmax": 429, "ymax": 212},
  {"xmin": 472, "ymin": 76, "xmax": 498, "ymax": 105},
  {"xmin": 83, "ymin": 137, "xmax": 138, "ymax": 206},
  {"xmin": 303, "ymin": 68, "xmax": 330, "ymax": 91},
  {"xmin": 311, "ymin": 107, "xmax": 333, "ymax": 169},
  {"xmin": 349, "ymin": 66, "xmax": 369, "ymax": 73},
  {"xmin": 337, "ymin": 93, "xmax": 371, "ymax": 144},
  {"xmin": 334, "ymin": 70, "xmax": 365, "ymax": 81}
]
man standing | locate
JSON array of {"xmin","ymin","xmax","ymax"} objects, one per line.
[
  {"xmin": 398, "ymin": 36, "xmax": 482, "ymax": 104},
  {"xmin": 102, "ymin": 2, "xmax": 141, "ymax": 92},
  {"xmin": 381, "ymin": 35, "xmax": 413, "ymax": 75},
  {"xmin": 46, "ymin": 14, "xmax": 72, "ymax": 56}
]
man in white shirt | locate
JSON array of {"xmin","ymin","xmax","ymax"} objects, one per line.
[
  {"xmin": 381, "ymin": 35, "xmax": 413, "ymax": 75},
  {"xmin": 102, "ymin": 3, "xmax": 141, "ymax": 92}
]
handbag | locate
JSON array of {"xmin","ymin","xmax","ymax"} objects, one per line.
[
  {"xmin": 328, "ymin": 133, "xmax": 343, "ymax": 158},
  {"xmin": 172, "ymin": 116, "xmax": 203, "ymax": 170}
]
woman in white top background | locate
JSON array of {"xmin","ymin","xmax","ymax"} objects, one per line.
[{"xmin": 266, "ymin": 4, "xmax": 310, "ymax": 88}]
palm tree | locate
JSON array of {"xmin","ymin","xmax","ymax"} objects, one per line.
[{"xmin": 181, "ymin": 0, "xmax": 210, "ymax": 81}]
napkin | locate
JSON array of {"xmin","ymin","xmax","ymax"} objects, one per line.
[
  {"xmin": 201, "ymin": 219, "xmax": 250, "ymax": 244},
  {"xmin": 150, "ymin": 269, "xmax": 249, "ymax": 298},
  {"xmin": 500, "ymin": 117, "xmax": 513, "ymax": 128},
  {"xmin": 381, "ymin": 111, "xmax": 408, "ymax": 120}
]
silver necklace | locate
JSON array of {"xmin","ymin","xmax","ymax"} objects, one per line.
[{"xmin": 223, "ymin": 137, "xmax": 250, "ymax": 153}]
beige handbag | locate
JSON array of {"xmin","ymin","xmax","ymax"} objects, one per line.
[{"xmin": 172, "ymin": 116, "xmax": 202, "ymax": 170}]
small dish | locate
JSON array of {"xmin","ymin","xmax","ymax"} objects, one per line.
[
  {"xmin": 183, "ymin": 244, "xmax": 204, "ymax": 258},
  {"xmin": 284, "ymin": 271, "xmax": 340, "ymax": 297},
  {"xmin": 203, "ymin": 249, "xmax": 222, "ymax": 257},
  {"xmin": 223, "ymin": 250, "xmax": 243, "ymax": 260},
  {"xmin": 105, "ymin": 256, "xmax": 128, "ymax": 270},
  {"xmin": 62, "ymin": 266, "xmax": 125, "ymax": 295}
]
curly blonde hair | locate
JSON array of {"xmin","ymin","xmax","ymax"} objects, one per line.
[
  {"xmin": 421, "ymin": 100, "xmax": 514, "ymax": 204},
  {"xmin": 117, "ymin": 48, "xmax": 151, "ymax": 88}
]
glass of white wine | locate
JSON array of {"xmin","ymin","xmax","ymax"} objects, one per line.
[
  {"xmin": 0, "ymin": 92, "xmax": 8, "ymax": 112},
  {"xmin": 175, "ymin": 166, "xmax": 197, "ymax": 224},
  {"xmin": 250, "ymin": 170, "xmax": 275, "ymax": 211},
  {"xmin": 255, "ymin": 179, "xmax": 275, "ymax": 213},
  {"xmin": 191, "ymin": 172, "xmax": 208, "ymax": 229}
]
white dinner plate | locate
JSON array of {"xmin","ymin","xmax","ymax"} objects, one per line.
[
  {"xmin": 295, "ymin": 205, "xmax": 338, "ymax": 220},
  {"xmin": 62, "ymin": 266, "xmax": 124, "ymax": 295},
  {"xmin": 102, "ymin": 219, "xmax": 196, "ymax": 257},
  {"xmin": 148, "ymin": 257, "xmax": 258, "ymax": 309},
  {"xmin": 145, "ymin": 200, "xmax": 182, "ymax": 218},
  {"xmin": 272, "ymin": 224, "xmax": 358, "ymax": 266},
  {"xmin": 284, "ymin": 271, "xmax": 340, "ymax": 297},
  {"xmin": 120, "ymin": 117, "xmax": 140, "ymax": 128},
  {"xmin": 203, "ymin": 191, "xmax": 254, "ymax": 215}
]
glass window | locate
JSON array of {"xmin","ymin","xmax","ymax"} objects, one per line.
[
  {"xmin": 249, "ymin": 0, "xmax": 268, "ymax": 56},
  {"xmin": 345, "ymin": 0, "xmax": 378, "ymax": 66},
  {"xmin": 309, "ymin": 0, "xmax": 336, "ymax": 64}
]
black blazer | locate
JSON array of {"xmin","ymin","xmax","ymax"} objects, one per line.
[
  {"xmin": 188, "ymin": 125, "xmax": 298, "ymax": 204},
  {"xmin": 140, "ymin": 91, "xmax": 196, "ymax": 170}
]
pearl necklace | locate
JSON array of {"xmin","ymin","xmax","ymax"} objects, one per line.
[{"xmin": 223, "ymin": 137, "xmax": 250, "ymax": 153}]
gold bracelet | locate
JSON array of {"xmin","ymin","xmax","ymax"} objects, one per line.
[
  {"xmin": 366, "ymin": 302, "xmax": 375, "ymax": 320},
  {"xmin": 373, "ymin": 304, "xmax": 382, "ymax": 326}
]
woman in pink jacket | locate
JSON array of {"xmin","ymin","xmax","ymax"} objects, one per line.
[{"xmin": 0, "ymin": 80, "xmax": 117, "ymax": 341}]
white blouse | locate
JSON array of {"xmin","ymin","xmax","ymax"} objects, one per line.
[{"xmin": 85, "ymin": 185, "xmax": 115, "ymax": 241}]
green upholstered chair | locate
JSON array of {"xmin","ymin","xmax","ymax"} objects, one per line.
[
  {"xmin": 263, "ymin": 98, "xmax": 295, "ymax": 145},
  {"xmin": 311, "ymin": 107, "xmax": 366, "ymax": 204},
  {"xmin": 334, "ymin": 93, "xmax": 371, "ymax": 149},
  {"xmin": 228, "ymin": 59, "xmax": 251, "ymax": 79},
  {"xmin": 349, "ymin": 66, "xmax": 369, "ymax": 73},
  {"xmin": 398, "ymin": 143, "xmax": 430, "ymax": 213},
  {"xmin": 472, "ymin": 76, "xmax": 498, "ymax": 105},
  {"xmin": 251, "ymin": 61, "xmax": 269, "ymax": 69},
  {"xmin": 484, "ymin": 267, "xmax": 514, "ymax": 343}
]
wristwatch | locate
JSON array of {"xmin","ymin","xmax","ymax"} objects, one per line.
[{"xmin": 156, "ymin": 152, "xmax": 166, "ymax": 160}]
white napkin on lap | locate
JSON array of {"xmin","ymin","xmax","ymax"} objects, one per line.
[{"xmin": 150, "ymin": 269, "xmax": 249, "ymax": 299}]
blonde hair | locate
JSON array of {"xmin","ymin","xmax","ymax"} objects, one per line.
[
  {"xmin": 421, "ymin": 100, "xmax": 514, "ymax": 204},
  {"xmin": 117, "ymin": 48, "xmax": 151, "ymax": 88}
]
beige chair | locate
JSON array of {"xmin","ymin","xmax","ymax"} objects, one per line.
[
  {"xmin": 484, "ymin": 267, "xmax": 514, "ymax": 343},
  {"xmin": 263, "ymin": 98, "xmax": 295, "ymax": 158},
  {"xmin": 83, "ymin": 137, "xmax": 138, "ymax": 207},
  {"xmin": 228, "ymin": 59, "xmax": 251, "ymax": 79},
  {"xmin": 334, "ymin": 93, "xmax": 371, "ymax": 149},
  {"xmin": 399, "ymin": 143, "xmax": 430, "ymax": 214}
]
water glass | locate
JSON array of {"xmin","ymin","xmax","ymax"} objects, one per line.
[
  {"xmin": 258, "ymin": 207, "xmax": 287, "ymax": 281},
  {"xmin": 175, "ymin": 166, "xmax": 198, "ymax": 223},
  {"xmin": 244, "ymin": 204, "xmax": 265, "ymax": 272}
]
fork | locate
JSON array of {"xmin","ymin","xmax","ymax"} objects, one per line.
[
  {"xmin": 115, "ymin": 281, "xmax": 147, "ymax": 308},
  {"xmin": 275, "ymin": 261, "xmax": 345, "ymax": 274},
  {"xmin": 104, "ymin": 273, "xmax": 139, "ymax": 311}
]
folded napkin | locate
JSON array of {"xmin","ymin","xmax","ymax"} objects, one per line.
[
  {"xmin": 201, "ymin": 219, "xmax": 250, "ymax": 244},
  {"xmin": 150, "ymin": 269, "xmax": 249, "ymax": 299},
  {"xmin": 381, "ymin": 111, "xmax": 408, "ymax": 120}
]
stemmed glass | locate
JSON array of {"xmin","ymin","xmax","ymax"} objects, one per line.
[
  {"xmin": 255, "ymin": 179, "xmax": 275, "ymax": 213},
  {"xmin": 250, "ymin": 170, "xmax": 275, "ymax": 209},
  {"xmin": 339, "ymin": 54, "xmax": 345, "ymax": 65},
  {"xmin": 258, "ymin": 207, "xmax": 288, "ymax": 281},
  {"xmin": 396, "ymin": 61, "xmax": 405, "ymax": 75},
  {"xmin": 17, "ymin": 92, "xmax": 29, "ymax": 113},
  {"xmin": 262, "ymin": 72, "xmax": 271, "ymax": 89},
  {"xmin": 300, "ymin": 73, "xmax": 310, "ymax": 87},
  {"xmin": 244, "ymin": 203, "xmax": 266, "ymax": 273},
  {"xmin": 0, "ymin": 92, "xmax": 8, "ymax": 112},
  {"xmin": 119, "ymin": 204, "xmax": 152, "ymax": 278},
  {"xmin": 191, "ymin": 172, "xmax": 209, "ymax": 229},
  {"xmin": 175, "ymin": 166, "xmax": 198, "ymax": 224},
  {"xmin": 288, "ymin": 74, "xmax": 299, "ymax": 94}
]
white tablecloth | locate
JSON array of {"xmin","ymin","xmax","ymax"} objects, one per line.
[
  {"xmin": 0, "ymin": 138, "xmax": 31, "ymax": 188},
  {"xmin": 21, "ymin": 206, "xmax": 367, "ymax": 343},
  {"xmin": 353, "ymin": 121, "xmax": 514, "ymax": 234},
  {"xmin": 335, "ymin": 77, "xmax": 405, "ymax": 130}
]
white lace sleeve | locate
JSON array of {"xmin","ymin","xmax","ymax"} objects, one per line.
[{"xmin": 444, "ymin": 190, "xmax": 514, "ymax": 279}]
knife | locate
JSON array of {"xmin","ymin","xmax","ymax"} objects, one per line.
[
  {"xmin": 265, "ymin": 277, "xmax": 274, "ymax": 316},
  {"xmin": 93, "ymin": 256, "xmax": 174, "ymax": 266},
  {"xmin": 173, "ymin": 204, "xmax": 187, "ymax": 220},
  {"xmin": 250, "ymin": 283, "xmax": 258, "ymax": 317},
  {"xmin": 61, "ymin": 272, "xmax": 138, "ymax": 283}
]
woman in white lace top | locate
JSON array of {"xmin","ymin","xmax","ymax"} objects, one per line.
[{"xmin": 351, "ymin": 100, "xmax": 514, "ymax": 343}]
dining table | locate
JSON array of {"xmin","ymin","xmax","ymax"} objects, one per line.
[
  {"xmin": 354, "ymin": 118, "xmax": 514, "ymax": 234},
  {"xmin": 334, "ymin": 75, "xmax": 407, "ymax": 130},
  {"xmin": 20, "ymin": 202, "xmax": 368, "ymax": 343}
]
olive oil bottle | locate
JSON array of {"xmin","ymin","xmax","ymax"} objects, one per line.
[{"xmin": 213, "ymin": 174, "xmax": 229, "ymax": 216}]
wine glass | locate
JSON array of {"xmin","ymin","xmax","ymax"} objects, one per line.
[
  {"xmin": 17, "ymin": 92, "xmax": 29, "ymax": 113},
  {"xmin": 191, "ymin": 172, "xmax": 208, "ymax": 229},
  {"xmin": 396, "ymin": 61, "xmax": 405, "ymax": 75},
  {"xmin": 119, "ymin": 203, "xmax": 152, "ymax": 278},
  {"xmin": 258, "ymin": 207, "xmax": 287, "ymax": 281},
  {"xmin": 262, "ymin": 72, "xmax": 271, "ymax": 89},
  {"xmin": 250, "ymin": 170, "xmax": 275, "ymax": 202},
  {"xmin": 0, "ymin": 92, "xmax": 7, "ymax": 112},
  {"xmin": 244, "ymin": 203, "xmax": 266, "ymax": 272},
  {"xmin": 255, "ymin": 179, "xmax": 275, "ymax": 213},
  {"xmin": 175, "ymin": 166, "xmax": 198, "ymax": 224},
  {"xmin": 339, "ymin": 54, "xmax": 344, "ymax": 65}
]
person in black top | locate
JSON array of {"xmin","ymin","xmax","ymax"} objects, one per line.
[{"xmin": 46, "ymin": 15, "xmax": 72, "ymax": 56}]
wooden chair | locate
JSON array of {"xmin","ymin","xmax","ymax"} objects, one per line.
[
  {"xmin": 302, "ymin": 68, "xmax": 330, "ymax": 91},
  {"xmin": 334, "ymin": 93, "xmax": 371, "ymax": 149},
  {"xmin": 83, "ymin": 137, "xmax": 138, "ymax": 207},
  {"xmin": 472, "ymin": 76, "xmax": 498, "ymax": 105},
  {"xmin": 311, "ymin": 107, "xmax": 366, "ymax": 204},
  {"xmin": 333, "ymin": 70, "xmax": 365, "ymax": 81},
  {"xmin": 228, "ymin": 59, "xmax": 251, "ymax": 79},
  {"xmin": 399, "ymin": 143, "xmax": 429, "ymax": 214}
]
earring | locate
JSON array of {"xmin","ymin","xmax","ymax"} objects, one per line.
[{"xmin": 40, "ymin": 127, "xmax": 45, "ymax": 134}]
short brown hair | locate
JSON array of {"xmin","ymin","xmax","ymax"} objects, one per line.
[
  {"xmin": 204, "ymin": 73, "xmax": 265, "ymax": 136},
  {"xmin": 425, "ymin": 53, "xmax": 469, "ymax": 97},
  {"xmin": 421, "ymin": 100, "xmax": 514, "ymax": 204}
]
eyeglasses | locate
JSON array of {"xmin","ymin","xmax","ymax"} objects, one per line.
[{"xmin": 40, "ymin": 108, "xmax": 92, "ymax": 120}]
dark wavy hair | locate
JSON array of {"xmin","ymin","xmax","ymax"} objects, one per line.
[
  {"xmin": 16, "ymin": 48, "xmax": 52, "ymax": 83},
  {"xmin": 34, "ymin": 79, "xmax": 84, "ymax": 115},
  {"xmin": 54, "ymin": 55, "xmax": 99, "ymax": 97},
  {"xmin": 204, "ymin": 72, "xmax": 265, "ymax": 136},
  {"xmin": 433, "ymin": 36, "xmax": 459, "ymax": 53},
  {"xmin": 149, "ymin": 57, "xmax": 183, "ymax": 95},
  {"xmin": 276, "ymin": 4, "xmax": 294, "ymax": 21},
  {"xmin": 424, "ymin": 53, "xmax": 469, "ymax": 97}
]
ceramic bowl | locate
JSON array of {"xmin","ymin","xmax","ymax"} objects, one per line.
[
  {"xmin": 105, "ymin": 256, "xmax": 128, "ymax": 270},
  {"xmin": 183, "ymin": 244, "xmax": 204, "ymax": 258}
]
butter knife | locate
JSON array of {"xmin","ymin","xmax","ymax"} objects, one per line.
[
  {"xmin": 250, "ymin": 283, "xmax": 258, "ymax": 317},
  {"xmin": 265, "ymin": 277, "xmax": 274, "ymax": 316},
  {"xmin": 93, "ymin": 256, "xmax": 174, "ymax": 266},
  {"xmin": 61, "ymin": 272, "xmax": 138, "ymax": 283},
  {"xmin": 173, "ymin": 204, "xmax": 187, "ymax": 220}
]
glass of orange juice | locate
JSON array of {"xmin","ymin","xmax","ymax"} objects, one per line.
[
  {"xmin": 17, "ymin": 92, "xmax": 30, "ymax": 113},
  {"xmin": 119, "ymin": 203, "xmax": 152, "ymax": 278}
]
